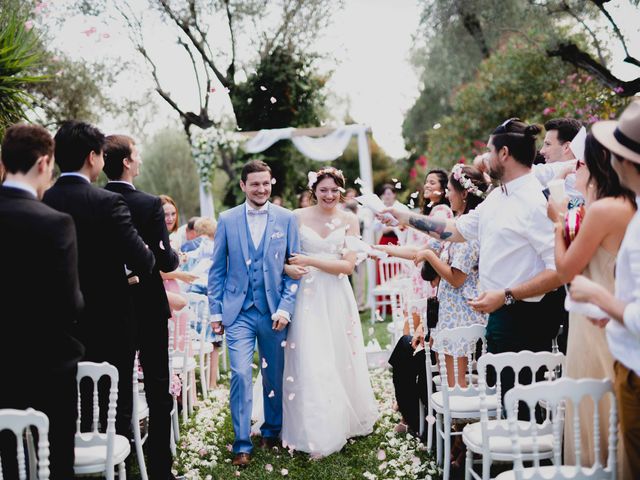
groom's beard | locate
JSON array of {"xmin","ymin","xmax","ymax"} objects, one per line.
[{"xmin": 247, "ymin": 197, "xmax": 269, "ymax": 208}]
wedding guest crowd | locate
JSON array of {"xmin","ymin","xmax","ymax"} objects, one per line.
[{"xmin": 3, "ymin": 100, "xmax": 640, "ymax": 480}]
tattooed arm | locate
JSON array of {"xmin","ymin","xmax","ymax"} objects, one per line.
[{"xmin": 380, "ymin": 208, "xmax": 466, "ymax": 243}]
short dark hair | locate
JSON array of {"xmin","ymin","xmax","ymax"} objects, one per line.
[
  {"xmin": 491, "ymin": 118, "xmax": 541, "ymax": 167},
  {"xmin": 54, "ymin": 120, "xmax": 105, "ymax": 172},
  {"xmin": 1, "ymin": 123, "xmax": 54, "ymax": 174},
  {"xmin": 103, "ymin": 134, "xmax": 134, "ymax": 180},
  {"xmin": 241, "ymin": 160, "xmax": 272, "ymax": 183},
  {"xmin": 544, "ymin": 118, "xmax": 582, "ymax": 144},
  {"xmin": 187, "ymin": 217, "xmax": 199, "ymax": 230},
  {"xmin": 379, "ymin": 183, "xmax": 396, "ymax": 196}
]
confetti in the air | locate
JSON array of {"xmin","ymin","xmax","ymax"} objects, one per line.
[
  {"xmin": 281, "ymin": 340, "xmax": 287, "ymax": 348},
  {"xmin": 377, "ymin": 450, "xmax": 386, "ymax": 461},
  {"xmin": 290, "ymin": 342, "xmax": 296, "ymax": 349},
  {"xmin": 411, "ymin": 191, "xmax": 419, "ymax": 198},
  {"xmin": 265, "ymin": 464, "xmax": 273, "ymax": 472},
  {"xmin": 281, "ymin": 468, "xmax": 289, "ymax": 476},
  {"xmin": 395, "ymin": 182, "xmax": 402, "ymax": 189},
  {"xmin": 246, "ymin": 259, "xmax": 252, "ymax": 266},
  {"xmin": 270, "ymin": 97, "xmax": 277, "ymax": 104},
  {"xmin": 261, "ymin": 358, "xmax": 268, "ymax": 369},
  {"xmin": 426, "ymin": 414, "xmax": 436, "ymax": 425},
  {"xmin": 159, "ymin": 240, "xmax": 165, "ymax": 250},
  {"xmin": 392, "ymin": 178, "xmax": 398, "ymax": 183},
  {"xmin": 286, "ymin": 376, "xmax": 294, "ymax": 382},
  {"xmin": 271, "ymin": 178, "xmax": 277, "ymax": 184},
  {"xmin": 354, "ymin": 177, "xmax": 363, "ymax": 185},
  {"xmin": 260, "ymin": 85, "xmax": 267, "ymax": 91},
  {"xmin": 290, "ymin": 284, "xmax": 298, "ymax": 293},
  {"xmin": 268, "ymin": 390, "xmax": 275, "ymax": 398},
  {"xmin": 288, "ymin": 393, "xmax": 295, "ymax": 401}
]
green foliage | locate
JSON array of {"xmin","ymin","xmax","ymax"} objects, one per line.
[
  {"xmin": 425, "ymin": 33, "xmax": 632, "ymax": 170},
  {"xmin": 0, "ymin": 3, "xmax": 45, "ymax": 138},
  {"xmin": 136, "ymin": 128, "xmax": 201, "ymax": 220}
]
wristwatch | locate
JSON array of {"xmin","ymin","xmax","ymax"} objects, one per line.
[{"xmin": 504, "ymin": 288, "xmax": 516, "ymax": 306}]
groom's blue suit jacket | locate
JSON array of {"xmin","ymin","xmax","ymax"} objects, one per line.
[{"xmin": 208, "ymin": 202, "xmax": 301, "ymax": 326}]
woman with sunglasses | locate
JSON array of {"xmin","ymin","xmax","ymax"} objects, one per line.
[{"xmin": 547, "ymin": 133, "xmax": 635, "ymax": 475}]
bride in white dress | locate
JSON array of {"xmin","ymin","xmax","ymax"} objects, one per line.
[{"xmin": 280, "ymin": 167, "xmax": 378, "ymax": 456}]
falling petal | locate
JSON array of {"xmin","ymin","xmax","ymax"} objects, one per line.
[
  {"xmin": 275, "ymin": 252, "xmax": 279, "ymax": 259},
  {"xmin": 377, "ymin": 449, "xmax": 386, "ymax": 461},
  {"xmin": 159, "ymin": 240, "xmax": 165, "ymax": 250},
  {"xmin": 247, "ymin": 98, "xmax": 253, "ymax": 104},
  {"xmin": 288, "ymin": 393, "xmax": 295, "ymax": 401},
  {"xmin": 226, "ymin": 444, "xmax": 233, "ymax": 452},
  {"xmin": 271, "ymin": 178, "xmax": 277, "ymax": 184},
  {"xmin": 281, "ymin": 468, "xmax": 289, "ymax": 476},
  {"xmin": 262, "ymin": 358, "xmax": 268, "ymax": 369},
  {"xmin": 354, "ymin": 177, "xmax": 362, "ymax": 185},
  {"xmin": 290, "ymin": 342, "xmax": 296, "ymax": 349},
  {"xmin": 265, "ymin": 464, "xmax": 273, "ymax": 472},
  {"xmin": 392, "ymin": 178, "xmax": 398, "ymax": 183},
  {"xmin": 338, "ymin": 187, "xmax": 346, "ymax": 193},
  {"xmin": 246, "ymin": 259, "xmax": 252, "ymax": 266},
  {"xmin": 260, "ymin": 85, "xmax": 267, "ymax": 91},
  {"xmin": 410, "ymin": 191, "xmax": 419, "ymax": 199},
  {"xmin": 281, "ymin": 340, "xmax": 287, "ymax": 348},
  {"xmin": 395, "ymin": 182, "xmax": 402, "ymax": 189},
  {"xmin": 290, "ymin": 284, "xmax": 298, "ymax": 293},
  {"xmin": 305, "ymin": 277, "xmax": 314, "ymax": 284},
  {"xmin": 286, "ymin": 376, "xmax": 294, "ymax": 382},
  {"xmin": 234, "ymin": 472, "xmax": 241, "ymax": 477},
  {"xmin": 426, "ymin": 414, "xmax": 436, "ymax": 425},
  {"xmin": 270, "ymin": 97, "xmax": 277, "ymax": 104},
  {"xmin": 268, "ymin": 390, "xmax": 275, "ymax": 398}
]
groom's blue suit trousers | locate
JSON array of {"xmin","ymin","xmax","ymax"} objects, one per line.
[{"xmin": 226, "ymin": 306, "xmax": 288, "ymax": 454}]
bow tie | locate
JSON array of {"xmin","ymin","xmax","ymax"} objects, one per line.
[{"xmin": 248, "ymin": 209, "xmax": 268, "ymax": 216}]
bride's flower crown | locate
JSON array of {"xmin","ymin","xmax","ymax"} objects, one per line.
[
  {"xmin": 451, "ymin": 164, "xmax": 487, "ymax": 198},
  {"xmin": 307, "ymin": 167, "xmax": 345, "ymax": 189}
]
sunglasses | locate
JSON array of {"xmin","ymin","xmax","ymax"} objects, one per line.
[{"xmin": 493, "ymin": 117, "xmax": 521, "ymax": 135}]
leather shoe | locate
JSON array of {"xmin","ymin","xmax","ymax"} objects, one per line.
[
  {"xmin": 259, "ymin": 437, "xmax": 280, "ymax": 449},
  {"xmin": 232, "ymin": 453, "xmax": 251, "ymax": 467}
]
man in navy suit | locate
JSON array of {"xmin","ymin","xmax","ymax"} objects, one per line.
[
  {"xmin": 103, "ymin": 134, "xmax": 180, "ymax": 480},
  {"xmin": 44, "ymin": 121, "xmax": 155, "ymax": 437},
  {"xmin": 0, "ymin": 123, "xmax": 84, "ymax": 479}
]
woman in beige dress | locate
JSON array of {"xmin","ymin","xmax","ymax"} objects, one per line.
[{"xmin": 548, "ymin": 133, "xmax": 636, "ymax": 478}]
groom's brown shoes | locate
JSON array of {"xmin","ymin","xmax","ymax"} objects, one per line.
[
  {"xmin": 259, "ymin": 437, "xmax": 280, "ymax": 449},
  {"xmin": 232, "ymin": 453, "xmax": 251, "ymax": 467}
]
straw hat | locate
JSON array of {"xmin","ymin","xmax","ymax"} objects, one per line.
[{"xmin": 592, "ymin": 100, "xmax": 640, "ymax": 164}]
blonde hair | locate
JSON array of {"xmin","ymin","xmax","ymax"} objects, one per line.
[{"xmin": 194, "ymin": 217, "xmax": 216, "ymax": 238}]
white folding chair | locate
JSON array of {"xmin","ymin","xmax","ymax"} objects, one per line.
[
  {"xmin": 131, "ymin": 356, "xmax": 149, "ymax": 480},
  {"xmin": 74, "ymin": 362, "xmax": 130, "ymax": 480},
  {"xmin": 0, "ymin": 408, "xmax": 49, "ymax": 480},
  {"xmin": 167, "ymin": 322, "xmax": 179, "ymax": 453},
  {"xmin": 463, "ymin": 351, "xmax": 565, "ymax": 480},
  {"xmin": 372, "ymin": 257, "xmax": 411, "ymax": 322},
  {"xmin": 430, "ymin": 324, "xmax": 496, "ymax": 480},
  {"xmin": 170, "ymin": 307, "xmax": 197, "ymax": 424},
  {"xmin": 496, "ymin": 378, "xmax": 617, "ymax": 480},
  {"xmin": 186, "ymin": 292, "xmax": 217, "ymax": 398}
]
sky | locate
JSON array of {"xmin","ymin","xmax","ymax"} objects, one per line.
[{"xmin": 32, "ymin": 0, "xmax": 640, "ymax": 159}]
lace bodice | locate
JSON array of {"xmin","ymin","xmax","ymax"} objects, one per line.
[{"xmin": 299, "ymin": 224, "xmax": 345, "ymax": 259}]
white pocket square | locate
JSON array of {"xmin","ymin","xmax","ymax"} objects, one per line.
[{"xmin": 271, "ymin": 231, "xmax": 284, "ymax": 239}]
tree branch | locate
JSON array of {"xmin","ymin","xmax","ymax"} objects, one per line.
[
  {"xmin": 589, "ymin": 0, "xmax": 640, "ymax": 67},
  {"xmin": 547, "ymin": 42, "xmax": 640, "ymax": 96},
  {"xmin": 223, "ymin": 0, "xmax": 236, "ymax": 81},
  {"xmin": 561, "ymin": 0, "xmax": 607, "ymax": 67},
  {"xmin": 178, "ymin": 37, "xmax": 204, "ymax": 111}
]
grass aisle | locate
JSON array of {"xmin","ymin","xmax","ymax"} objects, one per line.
[{"xmin": 175, "ymin": 367, "xmax": 442, "ymax": 480}]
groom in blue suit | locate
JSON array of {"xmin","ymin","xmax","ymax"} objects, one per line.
[{"xmin": 208, "ymin": 160, "xmax": 301, "ymax": 466}]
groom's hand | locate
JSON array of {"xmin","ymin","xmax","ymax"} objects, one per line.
[{"xmin": 272, "ymin": 314, "xmax": 289, "ymax": 332}]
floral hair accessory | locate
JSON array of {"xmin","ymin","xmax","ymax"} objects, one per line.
[
  {"xmin": 307, "ymin": 171, "xmax": 318, "ymax": 189},
  {"xmin": 451, "ymin": 164, "xmax": 486, "ymax": 198},
  {"xmin": 307, "ymin": 167, "xmax": 345, "ymax": 189}
]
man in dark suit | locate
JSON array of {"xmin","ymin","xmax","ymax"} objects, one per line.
[
  {"xmin": 43, "ymin": 121, "xmax": 155, "ymax": 437},
  {"xmin": 0, "ymin": 124, "xmax": 84, "ymax": 479},
  {"xmin": 103, "ymin": 134, "xmax": 180, "ymax": 480}
]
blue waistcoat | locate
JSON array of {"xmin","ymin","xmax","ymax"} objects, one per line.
[{"xmin": 241, "ymin": 218, "xmax": 269, "ymax": 314}]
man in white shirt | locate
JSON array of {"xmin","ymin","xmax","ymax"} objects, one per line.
[
  {"xmin": 537, "ymin": 118, "xmax": 583, "ymax": 200},
  {"xmin": 569, "ymin": 100, "xmax": 640, "ymax": 477},
  {"xmin": 382, "ymin": 118, "xmax": 564, "ymax": 397}
]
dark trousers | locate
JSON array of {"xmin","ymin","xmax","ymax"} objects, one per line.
[
  {"xmin": 135, "ymin": 313, "xmax": 173, "ymax": 479},
  {"xmin": 486, "ymin": 289, "xmax": 565, "ymax": 419},
  {"xmin": 389, "ymin": 335, "xmax": 427, "ymax": 433},
  {"xmin": 1, "ymin": 365, "xmax": 78, "ymax": 480}
]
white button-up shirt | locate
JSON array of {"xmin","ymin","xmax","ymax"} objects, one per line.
[
  {"xmin": 607, "ymin": 202, "xmax": 640, "ymax": 376},
  {"xmin": 246, "ymin": 202, "xmax": 269, "ymax": 248},
  {"xmin": 456, "ymin": 172, "xmax": 556, "ymax": 301},
  {"xmin": 532, "ymin": 161, "xmax": 582, "ymax": 200}
]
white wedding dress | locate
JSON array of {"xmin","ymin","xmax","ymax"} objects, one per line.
[{"xmin": 278, "ymin": 224, "xmax": 378, "ymax": 456}]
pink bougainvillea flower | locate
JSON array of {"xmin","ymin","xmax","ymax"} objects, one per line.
[
  {"xmin": 409, "ymin": 167, "xmax": 417, "ymax": 179},
  {"xmin": 416, "ymin": 155, "xmax": 427, "ymax": 167},
  {"xmin": 543, "ymin": 107, "xmax": 556, "ymax": 116}
]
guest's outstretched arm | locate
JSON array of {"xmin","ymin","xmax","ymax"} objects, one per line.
[{"xmin": 380, "ymin": 207, "xmax": 465, "ymax": 243}]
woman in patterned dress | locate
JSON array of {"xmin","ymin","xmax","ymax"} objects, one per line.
[{"xmin": 413, "ymin": 165, "xmax": 489, "ymax": 388}]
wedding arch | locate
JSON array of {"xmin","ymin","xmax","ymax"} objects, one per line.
[{"xmin": 198, "ymin": 124, "xmax": 376, "ymax": 310}]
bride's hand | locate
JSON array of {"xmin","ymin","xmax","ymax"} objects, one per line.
[
  {"xmin": 289, "ymin": 253, "xmax": 312, "ymax": 268},
  {"xmin": 284, "ymin": 263, "xmax": 309, "ymax": 280}
]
